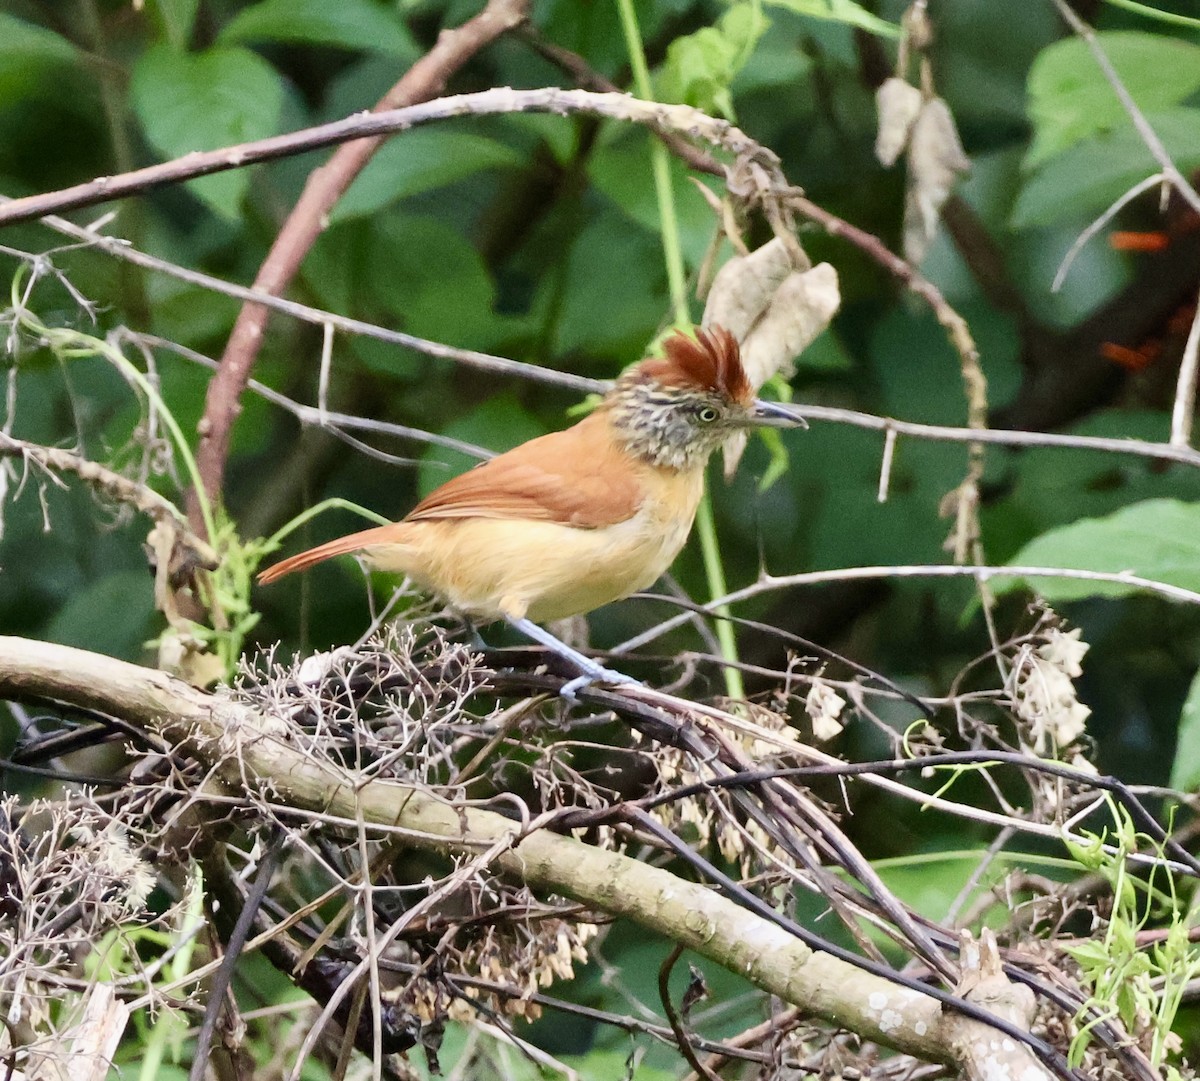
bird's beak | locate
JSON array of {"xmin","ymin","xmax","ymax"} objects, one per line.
[{"xmin": 748, "ymin": 399, "xmax": 807, "ymax": 429}]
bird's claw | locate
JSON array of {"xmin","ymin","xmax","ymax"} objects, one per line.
[{"xmin": 560, "ymin": 665, "xmax": 640, "ymax": 701}]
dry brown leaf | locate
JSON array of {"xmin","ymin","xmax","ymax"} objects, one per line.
[
  {"xmin": 703, "ymin": 241, "xmax": 840, "ymax": 473},
  {"xmin": 702, "ymin": 237, "xmax": 800, "ymax": 343},
  {"xmin": 875, "ymin": 77, "xmax": 923, "ymax": 167},
  {"xmin": 903, "ymin": 96, "xmax": 970, "ymax": 265}
]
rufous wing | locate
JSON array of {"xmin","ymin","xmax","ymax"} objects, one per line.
[
  {"xmin": 257, "ymin": 409, "xmax": 645, "ymax": 584},
  {"xmin": 404, "ymin": 409, "xmax": 643, "ymax": 528}
]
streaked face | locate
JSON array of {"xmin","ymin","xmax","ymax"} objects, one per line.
[{"xmin": 609, "ymin": 379, "xmax": 751, "ymax": 470}]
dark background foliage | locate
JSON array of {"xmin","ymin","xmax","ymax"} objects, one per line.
[{"xmin": 2, "ymin": 0, "xmax": 1200, "ymax": 1073}]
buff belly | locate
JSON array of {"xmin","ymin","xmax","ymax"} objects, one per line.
[{"xmin": 359, "ymin": 503, "xmax": 697, "ymax": 623}]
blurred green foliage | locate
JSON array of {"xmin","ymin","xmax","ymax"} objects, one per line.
[{"xmin": 3, "ymin": 0, "xmax": 1200, "ymax": 1073}]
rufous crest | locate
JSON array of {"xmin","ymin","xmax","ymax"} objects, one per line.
[{"xmin": 635, "ymin": 326, "xmax": 752, "ymax": 405}]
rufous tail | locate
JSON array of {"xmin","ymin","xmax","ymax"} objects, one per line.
[{"xmin": 257, "ymin": 524, "xmax": 400, "ymax": 584}]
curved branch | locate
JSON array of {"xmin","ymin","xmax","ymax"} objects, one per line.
[
  {"xmin": 0, "ymin": 633, "xmax": 1027, "ymax": 1074},
  {"xmin": 0, "ymin": 431, "xmax": 216, "ymax": 572},
  {"xmin": 0, "ymin": 89, "xmax": 778, "ymax": 230},
  {"xmin": 196, "ymin": 0, "xmax": 532, "ymax": 525},
  {"xmin": 616, "ymin": 563, "xmax": 1200, "ymax": 654}
]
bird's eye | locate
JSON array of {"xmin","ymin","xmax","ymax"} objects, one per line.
[{"xmin": 697, "ymin": 406, "xmax": 720, "ymax": 423}]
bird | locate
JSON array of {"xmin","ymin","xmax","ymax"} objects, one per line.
[{"xmin": 258, "ymin": 325, "xmax": 801, "ymax": 694}]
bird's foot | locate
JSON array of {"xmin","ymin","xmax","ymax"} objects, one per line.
[
  {"xmin": 505, "ymin": 616, "xmax": 641, "ymax": 701},
  {"xmin": 560, "ymin": 663, "xmax": 641, "ymax": 701}
]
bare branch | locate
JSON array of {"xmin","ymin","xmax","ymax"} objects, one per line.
[
  {"xmin": 796, "ymin": 402, "xmax": 1200, "ymax": 469},
  {"xmin": 0, "ymin": 431, "xmax": 216, "ymax": 571},
  {"xmin": 26, "ymin": 223, "xmax": 594, "ymax": 395},
  {"xmin": 1051, "ymin": 0, "xmax": 1200, "ymax": 217},
  {"xmin": 198, "ymin": 0, "xmax": 533, "ymax": 524},
  {"xmin": 0, "ymin": 633, "xmax": 1038, "ymax": 1073},
  {"xmin": 615, "ymin": 563, "xmax": 1200, "ymax": 654},
  {"xmin": 1171, "ymin": 284, "xmax": 1200, "ymax": 447},
  {"xmin": 0, "ymin": 89, "xmax": 782, "ymax": 231}
]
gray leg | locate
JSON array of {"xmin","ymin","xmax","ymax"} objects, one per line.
[
  {"xmin": 456, "ymin": 614, "xmax": 488, "ymax": 650},
  {"xmin": 507, "ymin": 617, "xmax": 640, "ymax": 699}
]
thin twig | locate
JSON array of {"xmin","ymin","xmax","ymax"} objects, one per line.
[
  {"xmin": 126, "ymin": 332, "xmax": 494, "ymax": 461},
  {"xmin": 1051, "ymin": 172, "xmax": 1165, "ymax": 293},
  {"xmin": 14, "ymin": 225, "xmax": 593, "ymax": 395},
  {"xmin": 779, "ymin": 401, "xmax": 1200, "ymax": 468},
  {"xmin": 189, "ymin": 832, "xmax": 282, "ymax": 1081},
  {"xmin": 1051, "ymin": 0, "xmax": 1200, "ymax": 218},
  {"xmin": 1170, "ymin": 283, "xmax": 1200, "ymax": 447},
  {"xmin": 0, "ymin": 430, "xmax": 216, "ymax": 568},
  {"xmin": 613, "ymin": 563, "xmax": 1200, "ymax": 654},
  {"xmin": 198, "ymin": 0, "xmax": 533, "ymax": 526},
  {"xmin": 658, "ymin": 946, "xmax": 722, "ymax": 1081}
]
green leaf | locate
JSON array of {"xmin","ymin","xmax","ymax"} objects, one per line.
[
  {"xmin": 219, "ymin": 0, "xmax": 418, "ymax": 57},
  {"xmin": 148, "ymin": 0, "xmax": 200, "ymax": 49},
  {"xmin": 1003, "ymin": 499, "xmax": 1200, "ymax": 602},
  {"xmin": 1003, "ymin": 411, "xmax": 1200, "ymax": 540},
  {"xmin": 762, "ymin": 0, "xmax": 900, "ymax": 38},
  {"xmin": 657, "ymin": 4, "xmax": 770, "ymax": 119},
  {"xmin": 1063, "ymin": 938, "xmax": 1111, "ymax": 969},
  {"xmin": 333, "ymin": 131, "xmax": 524, "ymax": 222},
  {"xmin": 45, "ymin": 571, "xmax": 156, "ymax": 661},
  {"xmin": 1025, "ymin": 32, "xmax": 1200, "ymax": 170},
  {"xmin": 1012, "ymin": 107, "xmax": 1200, "ymax": 227},
  {"xmin": 0, "ymin": 14, "xmax": 77, "ymax": 103},
  {"xmin": 1169, "ymin": 668, "xmax": 1200, "ymax": 792},
  {"xmin": 130, "ymin": 44, "xmax": 284, "ymax": 220},
  {"xmin": 417, "ymin": 394, "xmax": 545, "ymax": 499},
  {"xmin": 554, "ymin": 214, "xmax": 668, "ymax": 357},
  {"xmin": 365, "ymin": 214, "xmax": 498, "ymax": 350}
]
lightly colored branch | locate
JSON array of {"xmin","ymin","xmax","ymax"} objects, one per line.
[
  {"xmin": 795, "ymin": 402, "xmax": 1200, "ymax": 469},
  {"xmin": 127, "ymin": 331, "xmax": 494, "ymax": 463},
  {"xmin": 786, "ymin": 191, "xmax": 980, "ymax": 399},
  {"xmin": 11, "ymin": 236, "xmax": 1200, "ymax": 468},
  {"xmin": 0, "ymin": 89, "xmax": 782, "ymax": 232},
  {"xmin": 27, "ymin": 226, "xmax": 1200, "ymax": 472},
  {"xmin": 1050, "ymin": 0, "xmax": 1200, "ymax": 218},
  {"xmin": 0, "ymin": 429, "xmax": 216, "ymax": 571},
  {"xmin": 0, "ymin": 634, "xmax": 1051, "ymax": 1080},
  {"xmin": 615, "ymin": 563, "xmax": 1200, "ymax": 654},
  {"xmin": 23, "ymin": 216, "xmax": 594, "ymax": 396},
  {"xmin": 1051, "ymin": 172, "xmax": 1166, "ymax": 293},
  {"xmin": 0, "ymin": 432, "xmax": 199, "ymax": 544},
  {"xmin": 197, "ymin": 0, "xmax": 532, "ymax": 527},
  {"xmin": 1171, "ymin": 283, "xmax": 1200, "ymax": 447}
]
